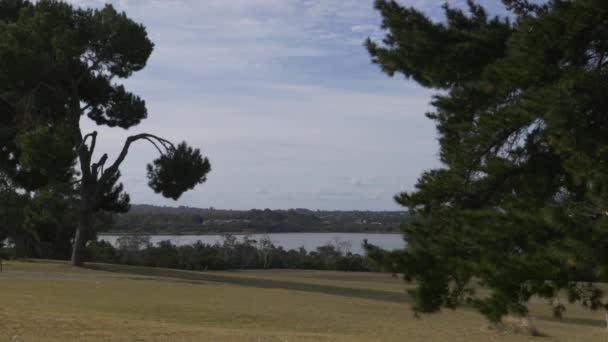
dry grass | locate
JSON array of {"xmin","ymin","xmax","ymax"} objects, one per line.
[
  {"xmin": 0, "ymin": 260, "xmax": 606, "ymax": 341},
  {"xmin": 206, "ymin": 269, "xmax": 409, "ymax": 293}
]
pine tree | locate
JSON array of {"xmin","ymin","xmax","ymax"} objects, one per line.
[
  {"xmin": 0, "ymin": 1, "xmax": 211, "ymax": 266},
  {"xmin": 367, "ymin": 0, "xmax": 608, "ymax": 323}
]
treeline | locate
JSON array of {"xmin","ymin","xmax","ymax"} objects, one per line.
[
  {"xmin": 112, "ymin": 204, "xmax": 408, "ymax": 234},
  {"xmin": 0, "ymin": 175, "xmax": 112, "ymax": 260},
  {"xmin": 87, "ymin": 235, "xmax": 375, "ymax": 272}
]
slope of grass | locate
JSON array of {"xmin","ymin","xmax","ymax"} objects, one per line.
[{"xmin": 0, "ymin": 260, "xmax": 606, "ymax": 341}]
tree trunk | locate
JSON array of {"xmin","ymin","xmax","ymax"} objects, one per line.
[{"xmin": 71, "ymin": 208, "xmax": 93, "ymax": 267}]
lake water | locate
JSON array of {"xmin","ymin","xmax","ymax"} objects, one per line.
[{"xmin": 98, "ymin": 233, "xmax": 405, "ymax": 255}]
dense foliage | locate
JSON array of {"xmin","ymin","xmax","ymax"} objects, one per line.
[
  {"xmin": 0, "ymin": 0, "xmax": 210, "ymax": 265},
  {"xmin": 0, "ymin": 171, "xmax": 115, "ymax": 260},
  {"xmin": 86, "ymin": 235, "xmax": 373, "ymax": 272},
  {"xmin": 367, "ymin": 0, "xmax": 608, "ymax": 322}
]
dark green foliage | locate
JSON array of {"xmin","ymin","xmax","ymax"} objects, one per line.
[
  {"xmin": 85, "ymin": 5, "xmax": 152, "ymax": 78},
  {"xmin": 0, "ymin": 173, "xmax": 79, "ymax": 259},
  {"xmin": 0, "ymin": 0, "xmax": 154, "ymax": 188},
  {"xmin": 0, "ymin": 0, "xmax": 210, "ymax": 265},
  {"xmin": 87, "ymin": 85, "xmax": 147, "ymax": 128},
  {"xmin": 367, "ymin": 0, "xmax": 608, "ymax": 322},
  {"xmin": 95, "ymin": 171, "xmax": 130, "ymax": 213},
  {"xmin": 85, "ymin": 240, "xmax": 117, "ymax": 263},
  {"xmin": 0, "ymin": 0, "xmax": 29, "ymax": 23},
  {"xmin": 366, "ymin": 0, "xmax": 511, "ymax": 88},
  {"xmin": 0, "ymin": 173, "xmax": 28, "ymax": 255},
  {"xmin": 0, "ymin": 172, "xmax": 118, "ymax": 260},
  {"xmin": 15, "ymin": 125, "xmax": 75, "ymax": 182},
  {"xmin": 21, "ymin": 185, "xmax": 79, "ymax": 259},
  {"xmin": 87, "ymin": 235, "xmax": 373, "ymax": 272},
  {"xmin": 147, "ymin": 142, "xmax": 211, "ymax": 200}
]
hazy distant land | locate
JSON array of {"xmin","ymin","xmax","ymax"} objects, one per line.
[{"xmin": 109, "ymin": 204, "xmax": 409, "ymax": 235}]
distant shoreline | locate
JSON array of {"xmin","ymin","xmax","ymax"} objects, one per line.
[{"xmin": 99, "ymin": 231, "xmax": 401, "ymax": 236}]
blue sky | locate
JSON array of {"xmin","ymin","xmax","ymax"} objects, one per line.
[{"xmin": 72, "ymin": 0, "xmax": 510, "ymax": 210}]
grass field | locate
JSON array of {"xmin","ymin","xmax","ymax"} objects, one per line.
[{"xmin": 1, "ymin": 260, "xmax": 607, "ymax": 341}]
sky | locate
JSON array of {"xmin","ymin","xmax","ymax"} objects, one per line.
[{"xmin": 70, "ymin": 0, "xmax": 511, "ymax": 211}]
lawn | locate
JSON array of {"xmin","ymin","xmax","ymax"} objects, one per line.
[{"xmin": 0, "ymin": 260, "xmax": 606, "ymax": 341}]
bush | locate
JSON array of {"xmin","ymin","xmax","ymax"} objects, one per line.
[{"xmin": 86, "ymin": 235, "xmax": 375, "ymax": 272}]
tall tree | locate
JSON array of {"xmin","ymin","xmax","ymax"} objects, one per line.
[
  {"xmin": 367, "ymin": 0, "xmax": 608, "ymax": 323},
  {"xmin": 0, "ymin": 0, "xmax": 211, "ymax": 266}
]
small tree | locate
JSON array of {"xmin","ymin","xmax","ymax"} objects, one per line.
[
  {"xmin": 0, "ymin": 1, "xmax": 211, "ymax": 266},
  {"xmin": 257, "ymin": 234, "xmax": 274, "ymax": 269},
  {"xmin": 116, "ymin": 235, "xmax": 151, "ymax": 252}
]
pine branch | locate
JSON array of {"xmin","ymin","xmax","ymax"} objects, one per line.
[{"xmin": 98, "ymin": 133, "xmax": 175, "ymax": 187}]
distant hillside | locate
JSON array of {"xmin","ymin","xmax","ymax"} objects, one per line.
[{"xmin": 108, "ymin": 204, "xmax": 409, "ymax": 234}]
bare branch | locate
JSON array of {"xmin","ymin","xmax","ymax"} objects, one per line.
[
  {"xmin": 98, "ymin": 133, "xmax": 176, "ymax": 188},
  {"xmin": 89, "ymin": 131, "xmax": 97, "ymax": 157},
  {"xmin": 81, "ymin": 103, "xmax": 93, "ymax": 112},
  {"xmin": 92, "ymin": 153, "xmax": 108, "ymax": 177},
  {"xmin": 78, "ymin": 131, "xmax": 97, "ymax": 153},
  {"xmin": 97, "ymin": 154, "xmax": 108, "ymax": 167},
  {"xmin": 596, "ymin": 50, "xmax": 607, "ymax": 70},
  {"xmin": 143, "ymin": 137, "xmax": 164, "ymax": 155}
]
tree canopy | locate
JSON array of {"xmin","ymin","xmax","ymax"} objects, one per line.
[
  {"xmin": 0, "ymin": 0, "xmax": 211, "ymax": 265},
  {"xmin": 367, "ymin": 0, "xmax": 608, "ymax": 322}
]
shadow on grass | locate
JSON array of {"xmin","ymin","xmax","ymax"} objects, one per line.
[
  {"xmin": 85, "ymin": 262, "xmax": 607, "ymax": 329},
  {"xmin": 534, "ymin": 315, "xmax": 606, "ymax": 329},
  {"xmin": 86, "ymin": 262, "xmax": 409, "ymax": 304}
]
